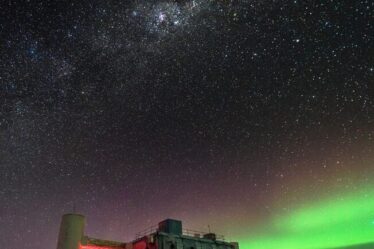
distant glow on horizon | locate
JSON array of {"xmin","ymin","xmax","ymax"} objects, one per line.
[
  {"xmin": 235, "ymin": 185, "xmax": 374, "ymax": 249},
  {"xmin": 80, "ymin": 244, "xmax": 121, "ymax": 249}
]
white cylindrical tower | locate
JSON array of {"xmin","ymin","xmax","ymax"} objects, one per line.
[{"xmin": 56, "ymin": 213, "xmax": 85, "ymax": 249}]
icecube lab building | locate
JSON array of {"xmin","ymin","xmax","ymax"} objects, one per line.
[{"xmin": 56, "ymin": 214, "xmax": 239, "ymax": 249}]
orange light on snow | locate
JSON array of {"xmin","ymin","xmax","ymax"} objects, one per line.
[{"xmin": 80, "ymin": 244, "xmax": 123, "ymax": 249}]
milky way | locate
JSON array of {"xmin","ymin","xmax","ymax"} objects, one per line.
[{"xmin": 0, "ymin": 1, "xmax": 373, "ymax": 249}]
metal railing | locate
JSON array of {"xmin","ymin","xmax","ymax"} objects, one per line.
[
  {"xmin": 183, "ymin": 229, "xmax": 225, "ymax": 241},
  {"xmin": 135, "ymin": 225, "xmax": 158, "ymax": 239},
  {"xmin": 135, "ymin": 226, "xmax": 225, "ymax": 241}
]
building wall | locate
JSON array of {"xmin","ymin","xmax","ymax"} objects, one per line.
[{"xmin": 156, "ymin": 233, "xmax": 234, "ymax": 249}]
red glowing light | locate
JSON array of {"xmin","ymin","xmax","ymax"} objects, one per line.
[
  {"xmin": 133, "ymin": 240, "xmax": 147, "ymax": 249},
  {"xmin": 80, "ymin": 244, "xmax": 123, "ymax": 249}
]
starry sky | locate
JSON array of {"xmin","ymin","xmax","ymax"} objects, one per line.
[{"xmin": 0, "ymin": 1, "xmax": 373, "ymax": 249}]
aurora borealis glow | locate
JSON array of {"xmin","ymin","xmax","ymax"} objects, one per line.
[
  {"xmin": 1, "ymin": 1, "xmax": 373, "ymax": 249},
  {"xmin": 234, "ymin": 185, "xmax": 374, "ymax": 249}
]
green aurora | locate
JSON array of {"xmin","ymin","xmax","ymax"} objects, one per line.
[{"xmin": 235, "ymin": 186, "xmax": 374, "ymax": 249}]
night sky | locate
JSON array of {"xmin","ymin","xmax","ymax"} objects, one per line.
[{"xmin": 1, "ymin": 1, "xmax": 374, "ymax": 249}]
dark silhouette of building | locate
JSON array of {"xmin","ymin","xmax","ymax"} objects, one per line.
[{"xmin": 56, "ymin": 214, "xmax": 239, "ymax": 249}]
